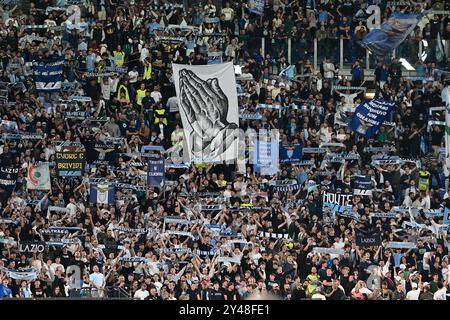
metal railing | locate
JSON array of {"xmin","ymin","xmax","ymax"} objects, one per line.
[
  {"xmin": 256, "ymin": 36, "xmax": 449, "ymax": 77},
  {"xmin": 66, "ymin": 286, "xmax": 129, "ymax": 299}
]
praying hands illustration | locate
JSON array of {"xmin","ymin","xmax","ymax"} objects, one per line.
[{"xmin": 179, "ymin": 69, "xmax": 238, "ymax": 161}]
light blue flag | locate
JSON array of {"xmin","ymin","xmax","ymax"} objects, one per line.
[
  {"xmin": 444, "ymin": 208, "xmax": 450, "ymax": 225},
  {"xmin": 361, "ymin": 11, "xmax": 428, "ymax": 57}
]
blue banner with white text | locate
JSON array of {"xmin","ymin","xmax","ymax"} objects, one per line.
[
  {"xmin": 348, "ymin": 99, "xmax": 396, "ymax": 138},
  {"xmin": 32, "ymin": 56, "xmax": 64, "ymax": 91},
  {"xmin": 254, "ymin": 135, "xmax": 279, "ymax": 176},
  {"xmin": 147, "ymin": 157, "xmax": 165, "ymax": 187}
]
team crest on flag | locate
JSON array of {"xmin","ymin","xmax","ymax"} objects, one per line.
[
  {"xmin": 90, "ymin": 184, "xmax": 115, "ymax": 204},
  {"xmin": 279, "ymin": 143, "xmax": 302, "ymax": 164}
]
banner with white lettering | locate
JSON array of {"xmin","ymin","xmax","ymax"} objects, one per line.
[
  {"xmin": 0, "ymin": 167, "xmax": 18, "ymax": 190},
  {"xmin": 147, "ymin": 157, "xmax": 165, "ymax": 187},
  {"xmin": 348, "ymin": 99, "xmax": 396, "ymax": 138},
  {"xmin": 353, "ymin": 175, "xmax": 372, "ymax": 196},
  {"xmin": 18, "ymin": 241, "xmax": 47, "ymax": 256},
  {"xmin": 270, "ymin": 180, "xmax": 301, "ymax": 192},
  {"xmin": 32, "ymin": 56, "xmax": 64, "ymax": 91},
  {"xmin": 253, "ymin": 129, "xmax": 279, "ymax": 176},
  {"xmin": 322, "ymin": 192, "xmax": 353, "ymax": 225},
  {"xmin": 86, "ymin": 142, "xmax": 117, "ymax": 165},
  {"xmin": 355, "ymin": 230, "xmax": 382, "ymax": 247}
]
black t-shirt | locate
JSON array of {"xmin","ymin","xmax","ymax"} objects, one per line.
[
  {"xmin": 291, "ymin": 287, "xmax": 306, "ymax": 300},
  {"xmin": 341, "ymin": 3, "xmax": 354, "ymax": 17},
  {"xmin": 31, "ymin": 286, "xmax": 45, "ymax": 298},
  {"xmin": 210, "ymin": 289, "xmax": 224, "ymax": 300},
  {"xmin": 359, "ymin": 260, "xmax": 372, "ymax": 281},
  {"xmin": 60, "ymin": 251, "xmax": 72, "ymax": 268},
  {"xmin": 329, "ymin": 288, "xmax": 346, "ymax": 300},
  {"xmin": 188, "ymin": 288, "xmax": 199, "ymax": 300}
]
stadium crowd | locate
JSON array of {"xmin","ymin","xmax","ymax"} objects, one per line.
[{"xmin": 0, "ymin": 0, "xmax": 450, "ymax": 300}]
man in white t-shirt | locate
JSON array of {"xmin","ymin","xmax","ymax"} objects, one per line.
[
  {"xmin": 134, "ymin": 283, "xmax": 150, "ymax": 300},
  {"xmin": 128, "ymin": 67, "xmax": 139, "ymax": 84},
  {"xmin": 151, "ymin": 85, "xmax": 162, "ymax": 103},
  {"xmin": 323, "ymin": 57, "xmax": 335, "ymax": 80},
  {"xmin": 66, "ymin": 197, "xmax": 78, "ymax": 220},
  {"xmin": 221, "ymin": 2, "xmax": 234, "ymax": 21},
  {"xmin": 50, "ymin": 257, "xmax": 65, "ymax": 275},
  {"xmin": 311, "ymin": 286, "xmax": 326, "ymax": 300},
  {"xmin": 433, "ymin": 283, "xmax": 447, "ymax": 300},
  {"xmin": 406, "ymin": 282, "xmax": 420, "ymax": 300},
  {"xmin": 89, "ymin": 265, "xmax": 105, "ymax": 297}
]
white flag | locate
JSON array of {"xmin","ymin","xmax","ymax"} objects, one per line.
[{"xmin": 172, "ymin": 62, "xmax": 239, "ymax": 163}]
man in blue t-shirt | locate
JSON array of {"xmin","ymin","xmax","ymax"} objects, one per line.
[{"xmin": 0, "ymin": 277, "xmax": 13, "ymax": 298}]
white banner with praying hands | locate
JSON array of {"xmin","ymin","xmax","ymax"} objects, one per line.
[{"xmin": 172, "ymin": 63, "xmax": 239, "ymax": 163}]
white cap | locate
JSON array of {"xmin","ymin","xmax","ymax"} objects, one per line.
[{"xmin": 411, "ymin": 282, "xmax": 418, "ymax": 289}]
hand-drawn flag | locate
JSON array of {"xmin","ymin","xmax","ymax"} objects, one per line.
[
  {"xmin": 172, "ymin": 62, "xmax": 239, "ymax": 163},
  {"xmin": 26, "ymin": 163, "xmax": 51, "ymax": 190}
]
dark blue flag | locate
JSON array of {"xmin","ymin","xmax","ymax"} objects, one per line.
[
  {"xmin": 279, "ymin": 143, "xmax": 303, "ymax": 164},
  {"xmin": 353, "ymin": 175, "xmax": 372, "ymax": 196},
  {"xmin": 348, "ymin": 99, "xmax": 396, "ymax": 138},
  {"xmin": 147, "ymin": 157, "xmax": 165, "ymax": 187},
  {"xmin": 32, "ymin": 56, "xmax": 65, "ymax": 91},
  {"xmin": 361, "ymin": 11, "xmax": 427, "ymax": 57},
  {"xmin": 89, "ymin": 184, "xmax": 115, "ymax": 204}
]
